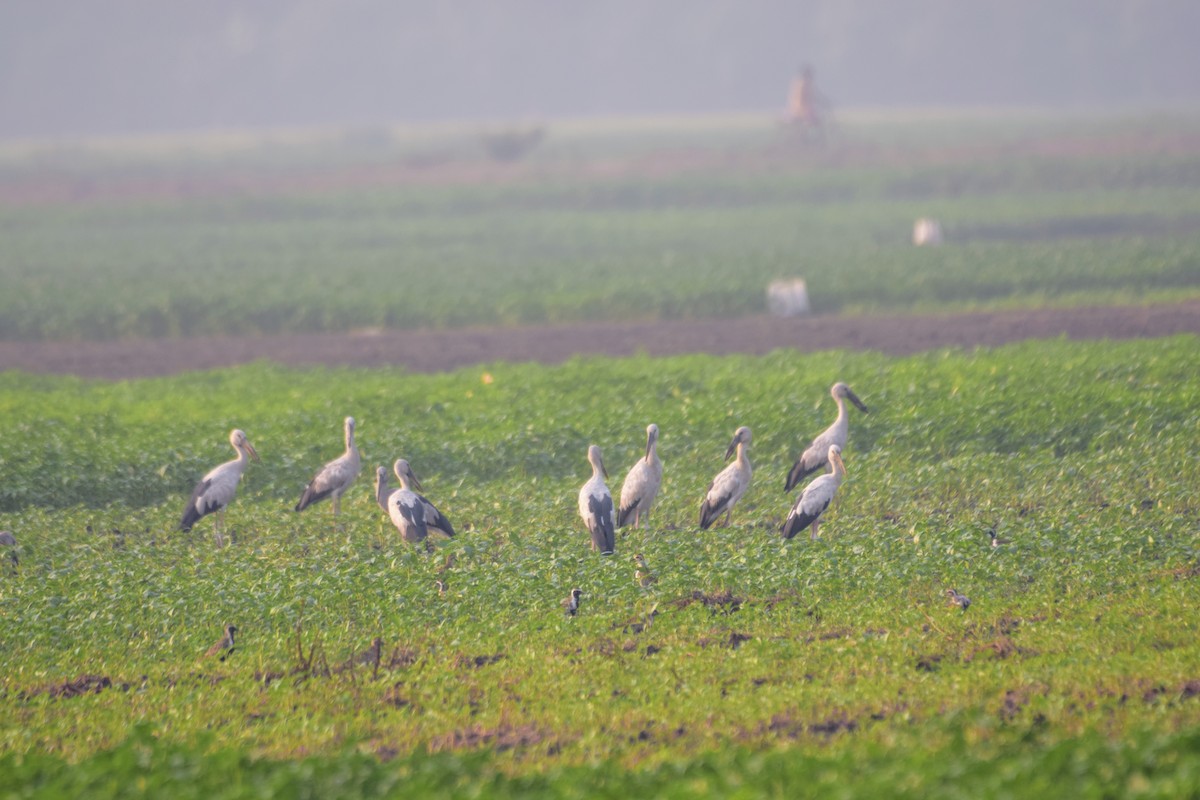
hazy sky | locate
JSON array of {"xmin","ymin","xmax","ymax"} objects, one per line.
[{"xmin": 1, "ymin": 0, "xmax": 1197, "ymax": 138}]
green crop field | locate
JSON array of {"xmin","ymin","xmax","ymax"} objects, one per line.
[
  {"xmin": 2, "ymin": 110, "xmax": 1200, "ymax": 341},
  {"xmin": 1, "ymin": 337, "xmax": 1199, "ymax": 796}
]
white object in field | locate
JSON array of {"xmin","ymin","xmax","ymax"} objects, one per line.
[
  {"xmin": 766, "ymin": 279, "xmax": 811, "ymax": 317},
  {"xmin": 913, "ymin": 218, "xmax": 943, "ymax": 246}
]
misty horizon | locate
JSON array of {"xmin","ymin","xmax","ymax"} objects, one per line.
[{"xmin": 2, "ymin": 0, "xmax": 1199, "ymax": 140}]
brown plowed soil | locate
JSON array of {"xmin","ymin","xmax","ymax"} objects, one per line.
[{"xmin": 2, "ymin": 301, "xmax": 1197, "ymax": 380}]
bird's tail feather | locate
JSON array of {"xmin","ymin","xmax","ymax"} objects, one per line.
[
  {"xmin": 784, "ymin": 461, "xmax": 811, "ymax": 493},
  {"xmin": 617, "ymin": 498, "xmax": 641, "ymax": 528}
]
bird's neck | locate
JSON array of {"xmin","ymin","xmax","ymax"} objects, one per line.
[{"xmin": 833, "ymin": 396, "xmax": 849, "ymax": 425}]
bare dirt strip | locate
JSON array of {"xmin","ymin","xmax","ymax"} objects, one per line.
[{"xmin": 1, "ymin": 301, "xmax": 1198, "ymax": 380}]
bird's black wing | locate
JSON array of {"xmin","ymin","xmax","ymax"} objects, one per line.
[
  {"xmin": 180, "ymin": 479, "xmax": 212, "ymax": 531},
  {"xmin": 588, "ymin": 494, "xmax": 615, "ymax": 554},
  {"xmin": 784, "ymin": 456, "xmax": 820, "ymax": 493},
  {"xmin": 780, "ymin": 496, "xmax": 830, "ymax": 540},
  {"xmin": 294, "ymin": 480, "xmax": 334, "ymax": 512},
  {"xmin": 698, "ymin": 481, "xmax": 730, "ymax": 530},
  {"xmin": 616, "ymin": 497, "xmax": 641, "ymax": 528},
  {"xmin": 417, "ymin": 493, "xmax": 456, "ymax": 537}
]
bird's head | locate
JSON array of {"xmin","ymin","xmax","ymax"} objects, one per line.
[
  {"xmin": 393, "ymin": 459, "xmax": 423, "ymax": 492},
  {"xmin": 231, "ymin": 430, "xmax": 260, "ymax": 462},
  {"xmin": 587, "ymin": 445, "xmax": 607, "ymax": 479},
  {"xmin": 833, "ymin": 383, "xmax": 869, "ymax": 413},
  {"xmin": 724, "ymin": 426, "xmax": 752, "ymax": 460}
]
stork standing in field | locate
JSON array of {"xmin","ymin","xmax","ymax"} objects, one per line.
[
  {"xmin": 784, "ymin": 382, "xmax": 868, "ymax": 492},
  {"xmin": 618, "ymin": 423, "xmax": 663, "ymax": 529},
  {"xmin": 180, "ymin": 429, "xmax": 260, "ymax": 546},
  {"xmin": 372, "ymin": 465, "xmax": 396, "ymax": 538},
  {"xmin": 374, "ymin": 465, "xmax": 394, "ymax": 512},
  {"xmin": 698, "ymin": 426, "xmax": 753, "ymax": 529},
  {"xmin": 781, "ymin": 444, "xmax": 846, "ymax": 540},
  {"xmin": 393, "ymin": 459, "xmax": 456, "ymax": 539},
  {"xmin": 295, "ymin": 416, "xmax": 361, "ymax": 517},
  {"xmin": 387, "ymin": 460, "xmax": 428, "ymax": 545},
  {"xmin": 579, "ymin": 445, "xmax": 616, "ymax": 555}
]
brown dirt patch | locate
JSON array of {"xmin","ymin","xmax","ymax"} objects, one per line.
[
  {"xmin": 19, "ymin": 674, "xmax": 113, "ymax": 700},
  {"xmin": 2, "ymin": 302, "xmax": 1197, "ymax": 380},
  {"xmin": 428, "ymin": 723, "xmax": 559, "ymax": 754},
  {"xmin": 670, "ymin": 589, "xmax": 744, "ymax": 614}
]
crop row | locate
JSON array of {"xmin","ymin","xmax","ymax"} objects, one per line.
[{"xmin": 3, "ymin": 113, "xmax": 1200, "ymax": 341}]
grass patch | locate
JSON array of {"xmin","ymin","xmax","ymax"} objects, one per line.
[
  {"xmin": 1, "ymin": 337, "xmax": 1199, "ymax": 794},
  {"xmin": 2, "ymin": 111, "xmax": 1200, "ymax": 340}
]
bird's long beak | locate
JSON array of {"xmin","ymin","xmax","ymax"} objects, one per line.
[
  {"xmin": 245, "ymin": 441, "xmax": 261, "ymax": 462},
  {"xmin": 847, "ymin": 389, "xmax": 869, "ymax": 414},
  {"xmin": 724, "ymin": 434, "xmax": 740, "ymax": 461},
  {"xmin": 409, "ymin": 469, "xmax": 423, "ymax": 493},
  {"xmin": 601, "ymin": 459, "xmax": 609, "ymax": 480}
]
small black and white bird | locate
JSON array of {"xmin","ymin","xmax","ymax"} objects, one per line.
[
  {"xmin": 205, "ymin": 624, "xmax": 238, "ymax": 660},
  {"xmin": 946, "ymin": 588, "xmax": 971, "ymax": 611},
  {"xmin": 698, "ymin": 426, "xmax": 753, "ymax": 529},
  {"xmin": 784, "ymin": 382, "xmax": 868, "ymax": 493},
  {"xmin": 295, "ymin": 416, "xmax": 361, "ymax": 517},
  {"xmin": 562, "ymin": 588, "xmax": 583, "ymax": 616},
  {"xmin": 781, "ymin": 444, "xmax": 846, "ymax": 540},
  {"xmin": 180, "ymin": 429, "xmax": 260, "ymax": 546},
  {"xmin": 618, "ymin": 424, "xmax": 663, "ymax": 529},
  {"xmin": 579, "ymin": 445, "xmax": 616, "ymax": 555},
  {"xmin": 988, "ymin": 529, "xmax": 1011, "ymax": 548}
]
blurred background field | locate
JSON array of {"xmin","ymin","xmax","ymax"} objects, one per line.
[{"xmin": 3, "ymin": 109, "xmax": 1199, "ymax": 342}]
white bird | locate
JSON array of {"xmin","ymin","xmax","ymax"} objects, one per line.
[
  {"xmin": 617, "ymin": 423, "xmax": 663, "ymax": 529},
  {"xmin": 393, "ymin": 455, "xmax": 453, "ymax": 537},
  {"xmin": 781, "ymin": 444, "xmax": 846, "ymax": 540},
  {"xmin": 180, "ymin": 429, "xmax": 260, "ymax": 545},
  {"xmin": 698, "ymin": 426, "xmax": 753, "ymax": 529},
  {"xmin": 387, "ymin": 462, "xmax": 428, "ymax": 545},
  {"xmin": 295, "ymin": 416, "xmax": 361, "ymax": 517},
  {"xmin": 579, "ymin": 445, "xmax": 615, "ymax": 555},
  {"xmin": 374, "ymin": 465, "xmax": 394, "ymax": 512},
  {"xmin": 784, "ymin": 382, "xmax": 868, "ymax": 493}
]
